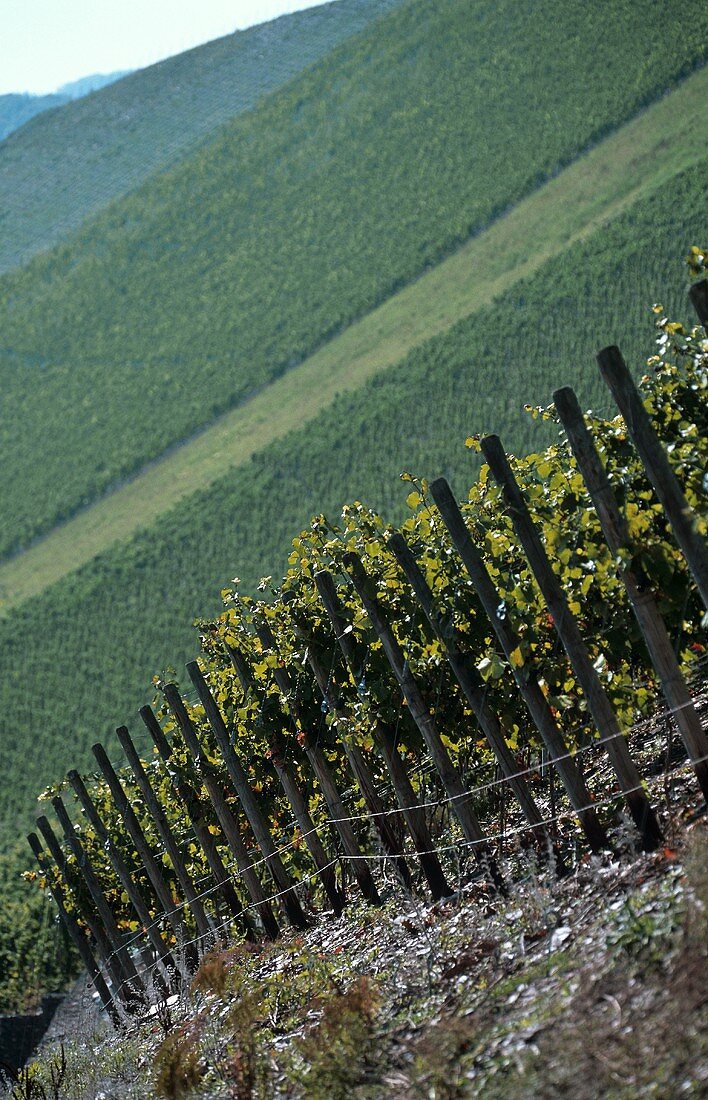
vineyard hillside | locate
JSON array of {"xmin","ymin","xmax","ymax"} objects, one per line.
[
  {"xmin": 0, "ymin": 0, "xmax": 704, "ymax": 560},
  {"xmin": 0, "ymin": 63, "xmax": 704, "ymax": 614},
  {"xmin": 6, "ymin": 243, "xmax": 707, "ymax": 1086},
  {"xmin": 0, "ymin": 0, "xmax": 401, "ymax": 275},
  {"xmin": 0, "ymin": 160, "xmax": 702, "ymax": 846}
]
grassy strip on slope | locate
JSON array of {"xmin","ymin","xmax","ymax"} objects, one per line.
[
  {"xmin": 0, "ymin": 65, "xmax": 705, "ymax": 613},
  {"xmin": 0, "ymin": 0, "xmax": 402, "ymax": 274},
  {"xmin": 0, "ymin": 160, "xmax": 703, "ymax": 839},
  {"xmin": 0, "ymin": 0, "xmax": 704, "ymax": 559}
]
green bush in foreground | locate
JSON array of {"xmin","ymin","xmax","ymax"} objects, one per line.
[{"xmin": 0, "ymin": 842, "xmax": 76, "ymax": 1014}]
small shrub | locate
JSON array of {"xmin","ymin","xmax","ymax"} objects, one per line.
[
  {"xmin": 292, "ymin": 976, "xmax": 381, "ymax": 1099},
  {"xmin": 154, "ymin": 1026, "xmax": 203, "ymax": 1100}
]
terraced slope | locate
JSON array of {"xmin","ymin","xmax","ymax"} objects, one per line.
[
  {"xmin": 0, "ymin": 64, "xmax": 705, "ymax": 612},
  {"xmin": 0, "ymin": 0, "xmax": 402, "ymax": 274},
  {"xmin": 0, "ymin": 157, "xmax": 702, "ymax": 837},
  {"xmin": 0, "ymin": 0, "xmax": 704, "ymax": 560}
]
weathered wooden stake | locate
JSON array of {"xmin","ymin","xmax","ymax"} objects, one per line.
[
  {"xmin": 252, "ymin": 624, "xmax": 382, "ymax": 906},
  {"xmin": 429, "ymin": 477, "xmax": 609, "ymax": 852},
  {"xmin": 91, "ymin": 743, "xmax": 194, "ymax": 960},
  {"xmin": 226, "ymin": 642, "xmax": 345, "ymax": 914},
  {"xmin": 315, "ymin": 569, "xmax": 452, "ymax": 899},
  {"xmin": 480, "ymin": 435, "xmax": 662, "ymax": 850},
  {"xmin": 597, "ymin": 345, "xmax": 708, "ymax": 611},
  {"xmin": 186, "ymin": 661, "xmax": 310, "ymax": 930},
  {"xmin": 161, "ymin": 684, "xmax": 280, "ymax": 937},
  {"xmin": 140, "ymin": 704, "xmax": 252, "ymax": 929},
  {"xmin": 52, "ymin": 795, "xmax": 146, "ymax": 1009},
  {"xmin": 282, "ymin": 593, "xmax": 414, "ymax": 890},
  {"xmin": 689, "ymin": 278, "xmax": 708, "ymax": 325},
  {"xmin": 343, "ymin": 551, "xmax": 506, "ymax": 891},
  {"xmin": 388, "ymin": 532, "xmax": 557, "ymax": 852},
  {"xmin": 28, "ymin": 832, "xmax": 119, "ymax": 1025},
  {"xmin": 67, "ymin": 769, "xmax": 177, "ymax": 987},
  {"xmin": 554, "ymin": 385, "xmax": 708, "ymax": 801},
  {"xmin": 115, "ymin": 726, "xmax": 214, "ymax": 940},
  {"xmin": 36, "ymin": 815, "xmax": 129, "ymax": 1005}
]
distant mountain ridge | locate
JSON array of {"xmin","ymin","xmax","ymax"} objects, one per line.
[
  {"xmin": 0, "ymin": 92, "xmax": 69, "ymax": 142},
  {"xmin": 0, "ymin": 73, "xmax": 129, "ymax": 142},
  {"xmin": 56, "ymin": 71, "xmax": 131, "ymax": 99}
]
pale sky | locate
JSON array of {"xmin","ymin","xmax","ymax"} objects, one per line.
[{"xmin": 0, "ymin": 1, "xmax": 328, "ymax": 95}]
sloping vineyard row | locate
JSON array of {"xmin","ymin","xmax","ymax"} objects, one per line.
[{"xmin": 27, "ymin": 262, "xmax": 708, "ymax": 1017}]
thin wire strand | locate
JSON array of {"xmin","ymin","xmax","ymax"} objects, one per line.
[
  {"xmin": 99, "ymin": 745, "xmax": 707, "ymax": 1016},
  {"xmin": 79, "ymin": 682, "xmax": 708, "ymax": 957},
  {"xmin": 86, "ymin": 700, "xmax": 707, "ymax": 1002}
]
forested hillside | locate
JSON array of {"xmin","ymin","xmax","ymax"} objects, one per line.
[
  {"xmin": 0, "ymin": 160, "xmax": 702, "ymax": 839},
  {"xmin": 0, "ymin": 0, "xmax": 704, "ymax": 559},
  {"xmin": 0, "ymin": 0, "xmax": 401, "ymax": 274}
]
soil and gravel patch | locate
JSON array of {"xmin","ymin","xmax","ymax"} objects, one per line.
[{"xmin": 7, "ymin": 753, "xmax": 706, "ymax": 1099}]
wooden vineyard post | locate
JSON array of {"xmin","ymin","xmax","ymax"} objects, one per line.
[
  {"xmin": 185, "ymin": 663, "xmax": 310, "ymax": 930},
  {"xmin": 281, "ymin": 594, "xmax": 414, "ymax": 890},
  {"xmin": 91, "ymin": 743, "xmax": 195, "ymax": 962},
  {"xmin": 388, "ymin": 532, "xmax": 557, "ymax": 853},
  {"xmin": 597, "ymin": 346, "xmax": 708, "ymax": 611},
  {"xmin": 27, "ymin": 832, "xmax": 120, "ymax": 1025},
  {"xmin": 689, "ymin": 278, "xmax": 708, "ymax": 325},
  {"xmin": 554, "ymin": 385, "xmax": 708, "ymax": 800},
  {"xmin": 67, "ymin": 769, "xmax": 177, "ymax": 987},
  {"xmin": 158, "ymin": 687, "xmax": 279, "ymax": 935},
  {"xmin": 139, "ymin": 704, "xmax": 254, "ymax": 929},
  {"xmin": 225, "ymin": 643, "xmax": 345, "ymax": 915},
  {"xmin": 343, "ymin": 551, "xmax": 506, "ymax": 892},
  {"xmin": 160, "ymin": 684, "xmax": 280, "ymax": 937},
  {"xmin": 115, "ymin": 725, "xmax": 214, "ymax": 940},
  {"xmin": 36, "ymin": 815, "xmax": 132, "ymax": 1007},
  {"xmin": 480, "ymin": 435, "xmax": 662, "ymax": 850},
  {"xmin": 250, "ymin": 627, "xmax": 382, "ymax": 907},
  {"xmin": 429, "ymin": 477, "xmax": 609, "ymax": 852},
  {"xmin": 315, "ymin": 569, "xmax": 453, "ymax": 900},
  {"xmin": 52, "ymin": 796, "xmax": 147, "ymax": 1010}
]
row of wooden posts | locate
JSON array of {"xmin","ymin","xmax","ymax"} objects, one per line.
[{"xmin": 27, "ymin": 288, "xmax": 708, "ymax": 1023}]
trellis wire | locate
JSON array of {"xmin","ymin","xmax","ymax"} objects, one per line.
[{"xmin": 97, "ymin": 742, "xmax": 707, "ymax": 1018}]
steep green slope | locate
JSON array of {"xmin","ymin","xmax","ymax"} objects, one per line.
[
  {"xmin": 0, "ymin": 93, "xmax": 69, "ymax": 141},
  {"xmin": 0, "ymin": 63, "xmax": 705, "ymax": 612},
  {"xmin": 0, "ymin": 158, "xmax": 702, "ymax": 838},
  {"xmin": 0, "ymin": 0, "xmax": 704, "ymax": 560},
  {"xmin": 0, "ymin": 0, "xmax": 402, "ymax": 274}
]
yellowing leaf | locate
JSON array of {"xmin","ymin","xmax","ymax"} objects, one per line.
[{"xmin": 509, "ymin": 646, "xmax": 524, "ymax": 669}]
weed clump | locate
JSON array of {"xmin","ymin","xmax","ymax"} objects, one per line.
[
  {"xmin": 291, "ymin": 975, "xmax": 381, "ymax": 1099},
  {"xmin": 154, "ymin": 1025, "xmax": 203, "ymax": 1100}
]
